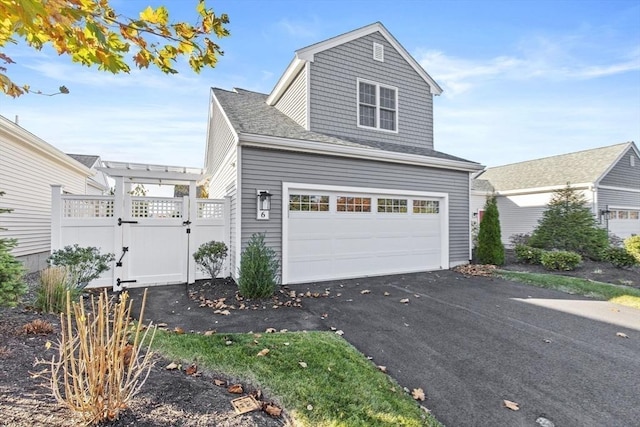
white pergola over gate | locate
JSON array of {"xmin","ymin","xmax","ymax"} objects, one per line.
[{"xmin": 51, "ymin": 162, "xmax": 229, "ymax": 291}]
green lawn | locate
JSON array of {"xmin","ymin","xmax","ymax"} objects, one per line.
[
  {"xmin": 150, "ymin": 330, "xmax": 441, "ymax": 427},
  {"xmin": 497, "ymin": 270, "xmax": 640, "ymax": 309}
]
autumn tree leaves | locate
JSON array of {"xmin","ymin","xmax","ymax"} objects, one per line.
[{"xmin": 0, "ymin": 0, "xmax": 229, "ymax": 96}]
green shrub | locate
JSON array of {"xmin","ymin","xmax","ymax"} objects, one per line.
[
  {"xmin": 193, "ymin": 240, "xmax": 228, "ymax": 280},
  {"xmin": 48, "ymin": 245, "xmax": 114, "ymax": 289},
  {"xmin": 541, "ymin": 250, "xmax": 582, "ymax": 271},
  {"xmin": 624, "ymin": 235, "xmax": 640, "ymax": 263},
  {"xmin": 237, "ymin": 233, "xmax": 279, "ymax": 298},
  {"xmin": 34, "ymin": 266, "xmax": 81, "ymax": 313},
  {"xmin": 603, "ymin": 246, "xmax": 638, "ymax": 269},
  {"xmin": 476, "ymin": 195, "xmax": 505, "ymax": 265},
  {"xmin": 509, "ymin": 233, "xmax": 532, "ymax": 247},
  {"xmin": 0, "ymin": 238, "xmax": 26, "ymax": 307},
  {"xmin": 529, "ymin": 185, "xmax": 609, "ymax": 260},
  {"xmin": 514, "ymin": 245, "xmax": 545, "ymax": 264}
]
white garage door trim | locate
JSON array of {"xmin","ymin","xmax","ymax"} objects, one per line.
[{"xmin": 282, "ymin": 182, "xmax": 449, "ymax": 284}]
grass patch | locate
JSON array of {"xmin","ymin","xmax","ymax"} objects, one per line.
[
  {"xmin": 151, "ymin": 330, "xmax": 440, "ymax": 426},
  {"xmin": 497, "ymin": 270, "xmax": 640, "ymax": 309}
]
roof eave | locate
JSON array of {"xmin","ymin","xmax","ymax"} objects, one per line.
[
  {"xmin": 266, "ymin": 57, "xmax": 307, "ymax": 105},
  {"xmin": 238, "ymin": 132, "xmax": 483, "ymax": 172},
  {"xmin": 594, "ymin": 142, "xmax": 639, "ymax": 187}
]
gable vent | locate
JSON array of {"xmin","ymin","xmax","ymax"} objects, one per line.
[{"xmin": 373, "ymin": 42, "xmax": 384, "ymax": 62}]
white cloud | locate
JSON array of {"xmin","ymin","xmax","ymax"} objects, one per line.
[
  {"xmin": 417, "ymin": 37, "xmax": 640, "ymax": 97},
  {"xmin": 276, "ymin": 17, "xmax": 321, "ymax": 39}
]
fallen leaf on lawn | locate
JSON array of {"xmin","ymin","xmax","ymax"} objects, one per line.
[
  {"xmin": 412, "ymin": 388, "xmax": 425, "ymax": 401},
  {"xmin": 185, "ymin": 364, "xmax": 198, "ymax": 376},
  {"xmin": 616, "ymin": 332, "xmax": 629, "ymax": 338},
  {"xmin": 174, "ymin": 327, "xmax": 184, "ymax": 334},
  {"xmin": 280, "ymin": 328, "xmax": 288, "ymax": 332},
  {"xmin": 361, "ymin": 289, "xmax": 371, "ymax": 294},
  {"xmin": 263, "ymin": 403, "xmax": 282, "ymax": 417},
  {"xmin": 204, "ymin": 330, "xmax": 216, "ymax": 336},
  {"xmin": 165, "ymin": 362, "xmax": 178, "ymax": 370},
  {"xmin": 307, "ymin": 404, "xmax": 313, "ymax": 410},
  {"xmin": 400, "ymin": 298, "xmax": 410, "ymax": 304},
  {"xmin": 384, "ymin": 291, "xmax": 390, "ymax": 296},
  {"xmin": 257, "ymin": 348, "xmax": 270, "ymax": 357},
  {"xmin": 284, "ymin": 342, "xmax": 290, "ymax": 346},
  {"xmin": 225, "ymin": 340, "xmax": 233, "ymax": 345},
  {"xmin": 335, "ymin": 330, "xmax": 344, "ymax": 336},
  {"xmin": 420, "ymin": 405, "xmax": 431, "ymax": 414},
  {"xmin": 378, "ymin": 365, "xmax": 387, "ymax": 373},
  {"xmin": 299, "ymin": 361, "xmax": 308, "ymax": 368},
  {"xmin": 214, "ymin": 379, "xmax": 226, "ymax": 386},
  {"xmin": 228, "ymin": 384, "xmax": 243, "ymax": 394},
  {"xmin": 503, "ymin": 400, "xmax": 520, "ymax": 411},
  {"xmin": 265, "ymin": 328, "xmax": 277, "ymax": 333}
]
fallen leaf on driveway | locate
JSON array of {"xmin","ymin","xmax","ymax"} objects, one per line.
[
  {"xmin": 400, "ymin": 298, "xmax": 410, "ymax": 304},
  {"xmin": 204, "ymin": 330, "xmax": 216, "ymax": 336},
  {"xmin": 335, "ymin": 330, "xmax": 344, "ymax": 336},
  {"xmin": 384, "ymin": 291, "xmax": 390, "ymax": 296},
  {"xmin": 616, "ymin": 332, "xmax": 629, "ymax": 338},
  {"xmin": 257, "ymin": 348, "xmax": 270, "ymax": 357},
  {"xmin": 378, "ymin": 365, "xmax": 387, "ymax": 373},
  {"xmin": 263, "ymin": 403, "xmax": 282, "ymax": 417},
  {"xmin": 503, "ymin": 399, "xmax": 520, "ymax": 411},
  {"xmin": 228, "ymin": 384, "xmax": 243, "ymax": 394},
  {"xmin": 360, "ymin": 289, "xmax": 371, "ymax": 294},
  {"xmin": 265, "ymin": 328, "xmax": 277, "ymax": 333},
  {"xmin": 543, "ymin": 339, "xmax": 552, "ymax": 343},
  {"xmin": 412, "ymin": 388, "xmax": 425, "ymax": 401},
  {"xmin": 298, "ymin": 361, "xmax": 308, "ymax": 368},
  {"xmin": 173, "ymin": 327, "xmax": 184, "ymax": 334},
  {"xmin": 165, "ymin": 362, "xmax": 178, "ymax": 370},
  {"xmin": 214, "ymin": 379, "xmax": 226, "ymax": 386},
  {"xmin": 185, "ymin": 364, "xmax": 197, "ymax": 375}
]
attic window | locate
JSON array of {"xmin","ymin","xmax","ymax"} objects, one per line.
[
  {"xmin": 632, "ymin": 155, "xmax": 636, "ymax": 167},
  {"xmin": 373, "ymin": 42, "xmax": 384, "ymax": 62}
]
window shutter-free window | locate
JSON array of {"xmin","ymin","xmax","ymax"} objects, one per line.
[{"xmin": 357, "ymin": 79, "xmax": 398, "ymax": 132}]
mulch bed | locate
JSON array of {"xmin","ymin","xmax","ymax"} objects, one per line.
[{"xmin": 1, "ymin": 255, "xmax": 637, "ymax": 426}]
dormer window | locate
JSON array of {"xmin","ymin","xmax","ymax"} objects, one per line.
[{"xmin": 357, "ymin": 79, "xmax": 398, "ymax": 132}]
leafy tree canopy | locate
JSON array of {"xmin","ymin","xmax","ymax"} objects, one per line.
[{"xmin": 0, "ymin": 0, "xmax": 229, "ymax": 97}]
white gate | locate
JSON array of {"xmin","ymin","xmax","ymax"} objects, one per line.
[{"xmin": 51, "ymin": 186, "xmax": 229, "ymax": 290}]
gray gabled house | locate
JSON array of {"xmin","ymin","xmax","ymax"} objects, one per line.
[
  {"xmin": 206, "ymin": 22, "xmax": 483, "ymax": 284},
  {"xmin": 471, "ymin": 142, "xmax": 640, "ymax": 244}
]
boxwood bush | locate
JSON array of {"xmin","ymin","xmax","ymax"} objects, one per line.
[
  {"xmin": 541, "ymin": 250, "xmax": 582, "ymax": 271},
  {"xmin": 603, "ymin": 246, "xmax": 638, "ymax": 269},
  {"xmin": 624, "ymin": 235, "xmax": 640, "ymax": 263},
  {"xmin": 514, "ymin": 245, "xmax": 545, "ymax": 265}
]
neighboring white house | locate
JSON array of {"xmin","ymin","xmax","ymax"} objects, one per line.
[
  {"xmin": 206, "ymin": 22, "xmax": 483, "ymax": 284},
  {"xmin": 471, "ymin": 142, "xmax": 640, "ymax": 246},
  {"xmin": 67, "ymin": 154, "xmax": 110, "ymax": 195},
  {"xmin": 0, "ymin": 115, "xmax": 99, "ymax": 272}
]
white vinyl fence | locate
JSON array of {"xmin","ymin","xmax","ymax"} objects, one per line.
[{"xmin": 51, "ymin": 185, "xmax": 229, "ymax": 290}]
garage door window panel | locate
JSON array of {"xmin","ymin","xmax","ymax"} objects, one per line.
[
  {"xmin": 377, "ymin": 198, "xmax": 408, "ymax": 213},
  {"xmin": 413, "ymin": 200, "xmax": 440, "ymax": 214},
  {"xmin": 289, "ymin": 195, "xmax": 330, "ymax": 212},
  {"xmin": 337, "ymin": 196, "xmax": 371, "ymax": 213}
]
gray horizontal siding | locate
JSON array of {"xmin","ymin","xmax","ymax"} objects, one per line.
[
  {"xmin": 240, "ymin": 147, "xmax": 470, "ymax": 270},
  {"xmin": 599, "ymin": 147, "xmax": 640, "ymax": 189},
  {"xmin": 274, "ymin": 65, "xmax": 307, "ymax": 128},
  {"xmin": 598, "ymin": 187, "xmax": 640, "ymax": 208},
  {"xmin": 206, "ymin": 99, "xmax": 237, "ymax": 176},
  {"xmin": 309, "ymin": 32, "xmax": 434, "ymax": 149}
]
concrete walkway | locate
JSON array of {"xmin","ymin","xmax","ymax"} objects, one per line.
[{"xmin": 129, "ymin": 271, "xmax": 640, "ymax": 426}]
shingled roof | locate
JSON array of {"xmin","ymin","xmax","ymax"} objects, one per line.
[
  {"xmin": 212, "ymin": 88, "xmax": 479, "ymax": 165},
  {"xmin": 67, "ymin": 154, "xmax": 100, "ymax": 169},
  {"xmin": 475, "ymin": 142, "xmax": 636, "ymax": 192}
]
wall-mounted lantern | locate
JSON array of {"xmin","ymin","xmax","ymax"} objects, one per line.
[
  {"xmin": 257, "ymin": 190, "xmax": 272, "ymax": 220},
  {"xmin": 599, "ymin": 208, "xmax": 611, "ymax": 221}
]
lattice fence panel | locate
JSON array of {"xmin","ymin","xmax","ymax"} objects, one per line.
[
  {"xmin": 197, "ymin": 200, "xmax": 225, "ymax": 219},
  {"xmin": 131, "ymin": 198, "xmax": 183, "ymax": 218},
  {"xmin": 63, "ymin": 198, "xmax": 114, "ymax": 218}
]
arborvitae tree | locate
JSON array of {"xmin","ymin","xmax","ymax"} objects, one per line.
[
  {"xmin": 476, "ymin": 195, "xmax": 505, "ymax": 265},
  {"xmin": 529, "ymin": 184, "xmax": 609, "ymax": 260},
  {"xmin": 0, "ymin": 190, "xmax": 26, "ymax": 307}
]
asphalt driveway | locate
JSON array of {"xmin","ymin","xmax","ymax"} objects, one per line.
[{"xmin": 130, "ymin": 271, "xmax": 640, "ymax": 426}]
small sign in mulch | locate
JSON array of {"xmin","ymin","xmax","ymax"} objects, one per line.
[{"xmin": 231, "ymin": 395, "xmax": 261, "ymax": 414}]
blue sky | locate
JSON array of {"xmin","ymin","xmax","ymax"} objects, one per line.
[{"xmin": 1, "ymin": 0, "xmax": 639, "ymax": 169}]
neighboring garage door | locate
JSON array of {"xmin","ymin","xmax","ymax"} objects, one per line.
[
  {"xmin": 283, "ymin": 183, "xmax": 448, "ymax": 284},
  {"xmin": 608, "ymin": 207, "xmax": 640, "ymax": 239}
]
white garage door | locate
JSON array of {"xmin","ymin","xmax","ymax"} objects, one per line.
[
  {"xmin": 608, "ymin": 208, "xmax": 640, "ymax": 239},
  {"xmin": 283, "ymin": 184, "xmax": 448, "ymax": 284}
]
